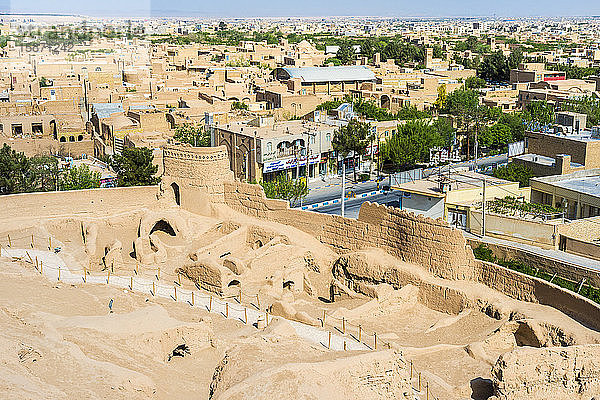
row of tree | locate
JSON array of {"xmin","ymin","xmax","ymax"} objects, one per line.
[
  {"xmin": 316, "ymin": 97, "xmax": 431, "ymax": 122},
  {"xmin": 0, "ymin": 144, "xmax": 101, "ymax": 194},
  {"xmin": 334, "ymin": 38, "xmax": 443, "ymax": 67},
  {"xmin": 0, "ymin": 144, "xmax": 159, "ymax": 195}
]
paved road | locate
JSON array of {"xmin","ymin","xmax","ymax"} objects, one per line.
[
  {"xmin": 301, "ymin": 175, "xmax": 380, "ymax": 206},
  {"xmin": 303, "ymin": 154, "xmax": 508, "ymax": 207},
  {"xmin": 312, "ymin": 191, "xmax": 402, "ymax": 219}
]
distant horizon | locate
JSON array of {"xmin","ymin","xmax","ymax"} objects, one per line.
[
  {"xmin": 2, "ymin": 0, "xmax": 600, "ymax": 20},
  {"xmin": 2, "ymin": 12, "xmax": 600, "ymax": 20}
]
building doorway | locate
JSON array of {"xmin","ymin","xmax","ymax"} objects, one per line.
[{"xmin": 171, "ymin": 182, "xmax": 181, "ymax": 206}]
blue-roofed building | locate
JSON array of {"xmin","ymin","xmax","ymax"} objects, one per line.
[
  {"xmin": 90, "ymin": 102, "xmax": 124, "ymax": 134},
  {"xmin": 92, "ymin": 103, "xmax": 124, "ymax": 119}
]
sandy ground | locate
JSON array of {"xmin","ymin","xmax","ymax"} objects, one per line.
[
  {"xmin": 0, "ymin": 252, "xmax": 505, "ymax": 400},
  {"xmin": 1, "ymin": 205, "xmax": 599, "ymax": 400}
]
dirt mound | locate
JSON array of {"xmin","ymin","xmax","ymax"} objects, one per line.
[
  {"xmin": 491, "ymin": 344, "xmax": 600, "ymax": 400},
  {"xmin": 47, "ymin": 305, "xmax": 215, "ymax": 362},
  {"xmin": 212, "ymin": 349, "xmax": 413, "ymax": 400}
]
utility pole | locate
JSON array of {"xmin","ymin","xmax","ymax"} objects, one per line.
[
  {"xmin": 482, "ymin": 177, "xmax": 486, "ymax": 237},
  {"xmin": 341, "ymin": 156, "xmax": 346, "ymax": 217}
]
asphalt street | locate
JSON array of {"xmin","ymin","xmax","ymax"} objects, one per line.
[{"xmin": 311, "ymin": 191, "xmax": 402, "ymax": 219}]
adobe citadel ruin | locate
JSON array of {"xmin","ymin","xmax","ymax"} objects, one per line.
[{"xmin": 2, "ymin": 143, "xmax": 600, "ymax": 400}]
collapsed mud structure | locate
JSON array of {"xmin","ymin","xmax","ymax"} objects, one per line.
[{"xmin": 1, "ymin": 144, "xmax": 600, "ymax": 399}]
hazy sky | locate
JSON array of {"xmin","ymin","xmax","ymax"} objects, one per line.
[{"xmin": 3, "ymin": 0, "xmax": 600, "ymax": 18}]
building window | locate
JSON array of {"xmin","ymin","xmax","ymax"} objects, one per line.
[
  {"xmin": 32, "ymin": 123, "xmax": 43, "ymax": 134},
  {"xmin": 326, "ymin": 133, "xmax": 331, "ymax": 142},
  {"xmin": 266, "ymin": 142, "xmax": 272, "ymax": 152},
  {"xmin": 11, "ymin": 124, "xmax": 23, "ymax": 136}
]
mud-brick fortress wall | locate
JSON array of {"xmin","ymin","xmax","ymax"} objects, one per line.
[
  {"xmin": 161, "ymin": 145, "xmax": 234, "ymax": 214},
  {"xmin": 221, "ymin": 180, "xmax": 476, "ymax": 281},
  {"xmin": 219, "ymin": 179, "xmax": 600, "ymax": 330}
]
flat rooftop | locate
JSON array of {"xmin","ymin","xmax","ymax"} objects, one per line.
[
  {"xmin": 554, "ymin": 176, "xmax": 600, "ymax": 198},
  {"xmin": 217, "ymin": 120, "xmax": 337, "ymax": 140},
  {"xmin": 532, "ymin": 169, "xmax": 600, "ymax": 199},
  {"xmin": 393, "ymin": 170, "xmax": 511, "ymax": 197},
  {"xmin": 515, "ymin": 153, "xmax": 584, "ymax": 168},
  {"xmin": 530, "ymin": 130, "xmax": 600, "ymax": 143}
]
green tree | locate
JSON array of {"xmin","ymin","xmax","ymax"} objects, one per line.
[
  {"xmin": 479, "ymin": 123, "xmax": 512, "ymax": 149},
  {"xmin": 523, "ymin": 100, "xmax": 554, "ymax": 126},
  {"xmin": 432, "ymin": 118, "xmax": 456, "ymax": 147},
  {"xmin": 260, "ymin": 174, "xmax": 308, "ymax": 207},
  {"xmin": 336, "ymin": 41, "xmax": 356, "ymax": 65},
  {"xmin": 0, "ymin": 144, "xmax": 30, "ymax": 195},
  {"xmin": 39, "ymin": 77, "xmax": 52, "ymax": 87},
  {"xmin": 360, "ymin": 37, "xmax": 376, "ymax": 59},
  {"xmin": 507, "ymin": 47, "xmax": 524, "ymax": 70},
  {"xmin": 29, "ymin": 155, "xmax": 60, "ymax": 192},
  {"xmin": 434, "ymin": 84, "xmax": 448, "ymax": 111},
  {"xmin": 478, "ymin": 50, "xmax": 509, "ymax": 82},
  {"xmin": 464, "ymin": 76, "xmax": 486, "ymax": 89},
  {"xmin": 324, "ymin": 57, "xmax": 343, "ymax": 66},
  {"xmin": 60, "ymin": 164, "xmax": 101, "ymax": 191},
  {"xmin": 110, "ymin": 147, "xmax": 159, "ymax": 187},
  {"xmin": 562, "ymin": 96, "xmax": 600, "ymax": 127},
  {"xmin": 444, "ymin": 89, "xmax": 497, "ymax": 159},
  {"xmin": 432, "ymin": 44, "xmax": 444, "ymax": 59},
  {"xmin": 493, "ymin": 163, "xmax": 535, "ymax": 188},
  {"xmin": 498, "ymin": 112, "xmax": 525, "ymax": 141},
  {"xmin": 174, "ymin": 123, "xmax": 211, "ymax": 147},
  {"xmin": 380, "ymin": 120, "xmax": 446, "ymax": 168},
  {"xmin": 444, "ymin": 88, "xmax": 479, "ymax": 140},
  {"xmin": 332, "ymin": 120, "xmax": 372, "ymax": 182},
  {"xmin": 231, "ymin": 101, "xmax": 248, "ymax": 110}
]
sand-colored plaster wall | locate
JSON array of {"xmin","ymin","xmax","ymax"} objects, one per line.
[
  {"xmin": 477, "ymin": 261, "xmax": 600, "ymax": 331},
  {"xmin": 0, "ymin": 186, "xmax": 158, "ymax": 221},
  {"xmin": 467, "ymin": 238, "xmax": 600, "ymax": 287},
  {"xmin": 216, "ymin": 180, "xmax": 600, "ymax": 331},
  {"xmin": 220, "ymin": 181, "xmax": 478, "ymax": 281}
]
